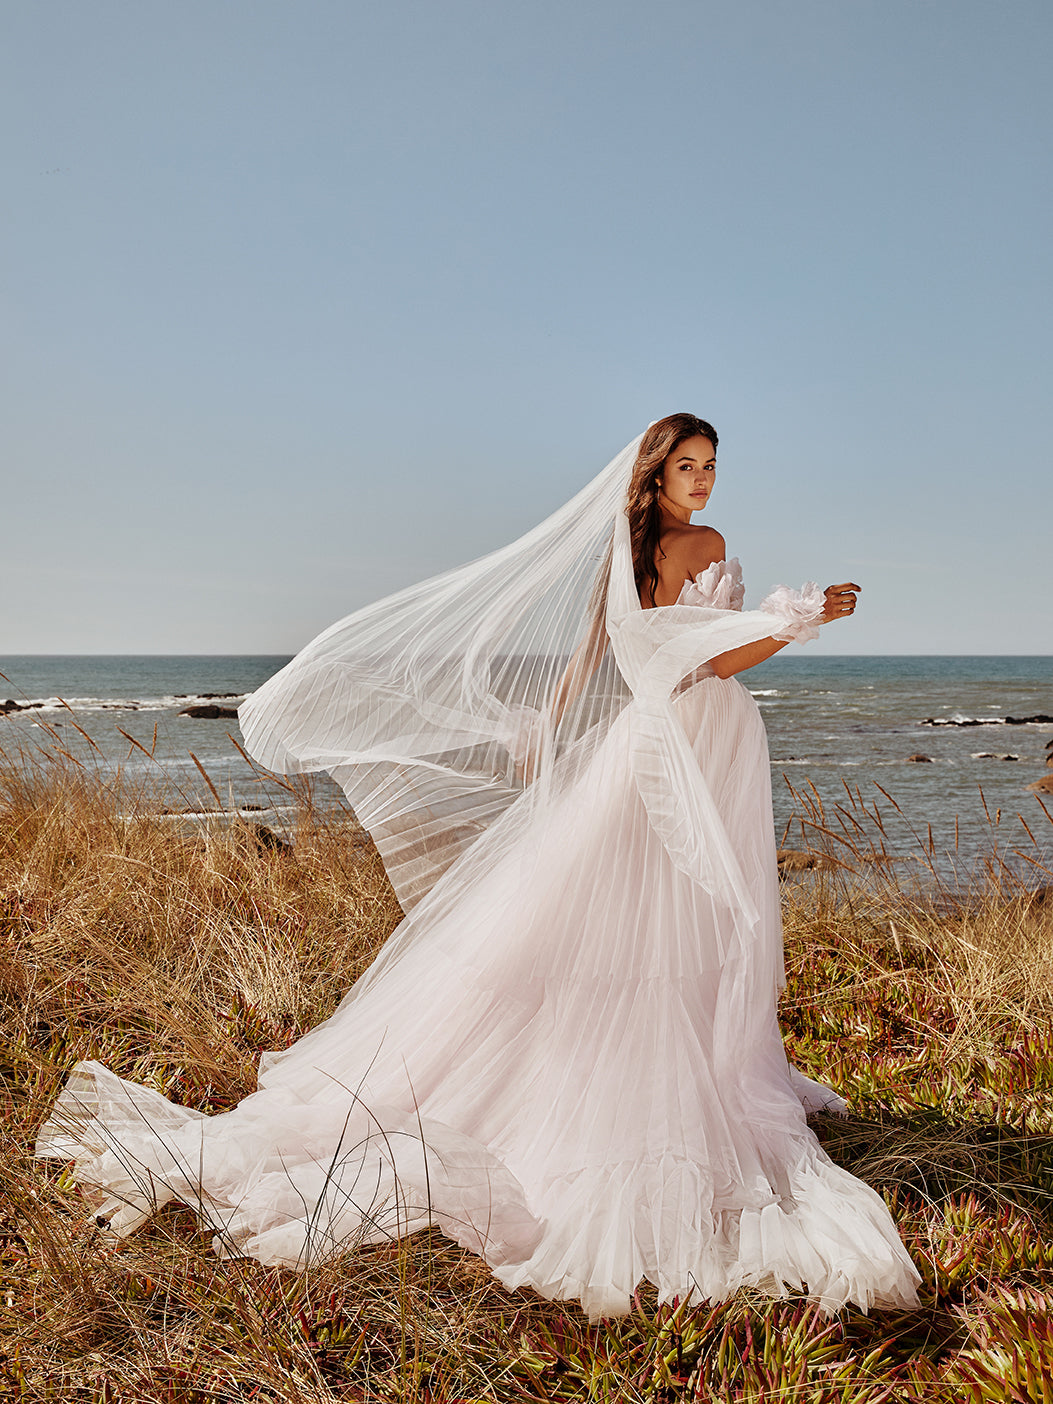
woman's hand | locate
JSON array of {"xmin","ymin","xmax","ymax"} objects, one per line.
[{"xmin": 821, "ymin": 582, "xmax": 861, "ymax": 622}]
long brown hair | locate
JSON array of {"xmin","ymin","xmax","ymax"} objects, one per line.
[
  {"xmin": 626, "ymin": 413, "xmax": 718, "ymax": 606},
  {"xmin": 581, "ymin": 414, "xmax": 718, "ymax": 671}
]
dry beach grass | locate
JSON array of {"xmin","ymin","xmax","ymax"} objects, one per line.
[{"xmin": 2, "ymin": 725, "xmax": 1053, "ymax": 1401}]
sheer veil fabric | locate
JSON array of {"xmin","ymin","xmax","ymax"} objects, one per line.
[{"xmin": 37, "ymin": 431, "xmax": 921, "ymax": 1320}]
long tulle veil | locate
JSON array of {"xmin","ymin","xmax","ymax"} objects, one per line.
[
  {"xmin": 239, "ymin": 435, "xmax": 642, "ymax": 909},
  {"xmin": 239, "ymin": 429, "xmax": 800, "ymax": 936}
]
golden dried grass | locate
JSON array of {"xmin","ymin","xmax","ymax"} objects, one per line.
[{"xmin": 2, "ymin": 734, "xmax": 1053, "ymax": 1400}]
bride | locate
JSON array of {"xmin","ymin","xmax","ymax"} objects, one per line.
[{"xmin": 38, "ymin": 414, "xmax": 921, "ymax": 1320}]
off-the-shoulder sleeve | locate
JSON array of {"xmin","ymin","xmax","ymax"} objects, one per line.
[{"xmin": 676, "ymin": 557, "xmax": 745, "ymax": 611}]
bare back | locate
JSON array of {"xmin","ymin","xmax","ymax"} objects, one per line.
[{"xmin": 643, "ymin": 522, "xmax": 726, "ymax": 609}]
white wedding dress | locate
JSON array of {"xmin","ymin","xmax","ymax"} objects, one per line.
[{"xmin": 37, "ymin": 439, "xmax": 921, "ymax": 1321}]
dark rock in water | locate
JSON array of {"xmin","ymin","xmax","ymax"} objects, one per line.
[
  {"xmin": 923, "ymin": 713, "xmax": 1053, "ymax": 728},
  {"xmin": 250, "ymin": 823, "xmax": 292, "ymax": 855},
  {"xmin": 906, "ymin": 753, "xmax": 933, "ymax": 763},
  {"xmin": 971, "ymin": 752, "xmax": 1020, "ymax": 761},
  {"xmin": 921, "ymin": 716, "xmax": 986, "ymax": 727},
  {"xmin": 0, "ymin": 699, "xmax": 17, "ymax": 714},
  {"xmin": 178, "ymin": 704, "xmax": 240, "ymax": 719}
]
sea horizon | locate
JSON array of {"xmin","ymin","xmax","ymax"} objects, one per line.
[{"xmin": 2, "ymin": 652, "xmax": 1050, "ymax": 878}]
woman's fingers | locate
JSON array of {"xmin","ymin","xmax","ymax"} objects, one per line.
[{"xmin": 823, "ymin": 583, "xmax": 861, "ymax": 620}]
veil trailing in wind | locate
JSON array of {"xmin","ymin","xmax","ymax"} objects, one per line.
[
  {"xmin": 239, "ymin": 431, "xmax": 811, "ymax": 930},
  {"xmin": 239, "ymin": 435, "xmax": 640, "ymax": 911}
]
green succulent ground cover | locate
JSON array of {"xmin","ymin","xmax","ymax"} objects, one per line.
[{"xmin": 1, "ymin": 740, "xmax": 1052, "ymax": 1402}]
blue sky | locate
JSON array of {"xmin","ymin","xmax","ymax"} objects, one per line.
[{"xmin": 4, "ymin": 0, "xmax": 1050, "ymax": 654}]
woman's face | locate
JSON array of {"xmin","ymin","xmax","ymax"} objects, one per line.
[{"xmin": 656, "ymin": 434, "xmax": 716, "ymax": 519}]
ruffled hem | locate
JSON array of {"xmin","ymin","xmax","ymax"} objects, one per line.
[
  {"xmin": 38, "ymin": 1061, "xmax": 919, "ymax": 1323},
  {"xmin": 493, "ymin": 1150, "xmax": 921, "ymax": 1322}
]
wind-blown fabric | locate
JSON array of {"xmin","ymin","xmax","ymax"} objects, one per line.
[
  {"xmin": 238, "ymin": 436, "xmax": 642, "ymax": 913},
  {"xmin": 37, "ymin": 433, "xmax": 921, "ymax": 1320}
]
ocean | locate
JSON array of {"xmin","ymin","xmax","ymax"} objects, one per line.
[{"xmin": 2, "ymin": 654, "xmax": 1050, "ymax": 881}]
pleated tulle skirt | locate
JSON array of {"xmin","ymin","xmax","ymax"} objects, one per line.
[{"xmin": 37, "ymin": 677, "xmax": 921, "ymax": 1319}]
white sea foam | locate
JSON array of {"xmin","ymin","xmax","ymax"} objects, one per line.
[
  {"xmin": 922, "ymin": 715, "xmax": 1004, "ymax": 727},
  {"xmin": 1, "ymin": 694, "xmax": 246, "ymax": 714}
]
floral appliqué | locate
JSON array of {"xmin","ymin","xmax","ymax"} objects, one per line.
[
  {"xmin": 676, "ymin": 558, "xmax": 746, "ymax": 611},
  {"xmin": 758, "ymin": 582, "xmax": 826, "ymax": 643}
]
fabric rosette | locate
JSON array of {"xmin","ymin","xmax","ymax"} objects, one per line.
[
  {"xmin": 677, "ymin": 557, "xmax": 746, "ymax": 612},
  {"xmin": 758, "ymin": 582, "xmax": 826, "ymax": 644}
]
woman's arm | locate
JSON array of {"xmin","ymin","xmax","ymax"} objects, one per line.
[
  {"xmin": 710, "ymin": 582, "xmax": 861, "ymax": 680},
  {"xmin": 710, "ymin": 635, "xmax": 790, "ymax": 679}
]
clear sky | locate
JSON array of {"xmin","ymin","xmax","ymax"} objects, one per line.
[{"xmin": 4, "ymin": 0, "xmax": 1051, "ymax": 654}]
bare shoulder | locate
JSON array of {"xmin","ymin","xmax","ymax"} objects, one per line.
[
  {"xmin": 661, "ymin": 523, "xmax": 726, "ymax": 578},
  {"xmin": 651, "ymin": 523, "xmax": 727, "ymax": 605}
]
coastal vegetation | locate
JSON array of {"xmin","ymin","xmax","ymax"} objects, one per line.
[{"xmin": 2, "ymin": 725, "xmax": 1052, "ymax": 1401}]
